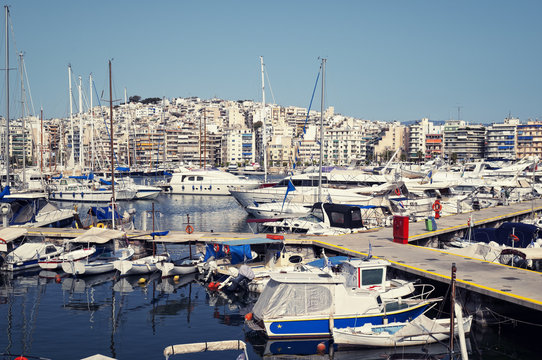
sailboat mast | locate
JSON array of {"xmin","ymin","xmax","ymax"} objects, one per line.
[
  {"xmin": 19, "ymin": 52, "xmax": 26, "ymax": 187},
  {"xmin": 318, "ymin": 58, "xmax": 326, "ymax": 203},
  {"xmin": 204, "ymin": 108, "xmax": 206, "ymax": 168},
  {"xmin": 162, "ymin": 96, "xmax": 166, "ymax": 165},
  {"xmin": 78, "ymin": 75, "xmax": 83, "ymax": 170},
  {"xmin": 5, "ymin": 5, "xmax": 10, "ymax": 187},
  {"xmin": 90, "ymin": 73, "xmax": 94, "ymax": 172},
  {"xmin": 109, "ymin": 60, "xmax": 116, "ymax": 228},
  {"xmin": 260, "ymin": 56, "xmax": 267, "ymax": 183},
  {"xmin": 40, "ymin": 108, "xmax": 43, "ymax": 173},
  {"xmin": 68, "ymin": 64, "xmax": 74, "ymax": 173},
  {"xmin": 125, "ymin": 87, "xmax": 130, "ymax": 167}
]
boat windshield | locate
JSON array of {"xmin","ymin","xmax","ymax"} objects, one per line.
[{"xmin": 299, "ymin": 207, "xmax": 324, "ymax": 223}]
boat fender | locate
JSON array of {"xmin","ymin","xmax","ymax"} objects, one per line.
[
  {"xmin": 185, "ymin": 224, "xmax": 194, "ymax": 234},
  {"xmin": 55, "ymin": 274, "xmax": 62, "ymax": 283},
  {"xmin": 73, "ymin": 192, "xmax": 76, "ymax": 198},
  {"xmin": 224, "ymin": 245, "xmax": 230, "ymax": 254},
  {"xmin": 394, "ymin": 188, "xmax": 401, "ymax": 196},
  {"xmin": 213, "ymin": 243, "xmax": 220, "ymax": 252},
  {"xmin": 245, "ymin": 312, "xmax": 253, "ymax": 321},
  {"xmin": 81, "ymin": 192, "xmax": 84, "ymax": 198}
]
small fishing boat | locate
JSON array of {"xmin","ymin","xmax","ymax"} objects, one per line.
[
  {"xmin": 38, "ymin": 246, "xmax": 96, "ymax": 270},
  {"xmin": 246, "ymin": 270, "xmax": 441, "ymax": 339},
  {"xmin": 156, "ymin": 257, "xmax": 200, "ymax": 278},
  {"xmin": 62, "ymin": 247, "xmax": 135, "ymax": 276},
  {"xmin": 332, "ymin": 313, "xmax": 473, "ymax": 348},
  {"xmin": 1, "ymin": 242, "xmax": 63, "ymax": 271},
  {"xmin": 113, "ymin": 253, "xmax": 170, "ymax": 276}
]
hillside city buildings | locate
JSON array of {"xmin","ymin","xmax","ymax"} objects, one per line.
[{"xmin": 1, "ymin": 96, "xmax": 541, "ymax": 172}]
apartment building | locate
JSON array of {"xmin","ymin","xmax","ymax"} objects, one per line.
[
  {"xmin": 443, "ymin": 121, "xmax": 485, "ymax": 161},
  {"xmin": 485, "ymin": 117, "xmax": 519, "ymax": 160},
  {"xmin": 516, "ymin": 121, "xmax": 542, "ymax": 159}
]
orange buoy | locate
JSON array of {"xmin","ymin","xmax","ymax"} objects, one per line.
[
  {"xmin": 245, "ymin": 312, "xmax": 253, "ymax": 321},
  {"xmin": 15, "ymin": 357, "xmax": 28, "ymax": 360},
  {"xmin": 208, "ymin": 282, "xmax": 215, "ymax": 288},
  {"xmin": 316, "ymin": 342, "xmax": 326, "ymax": 354},
  {"xmin": 55, "ymin": 274, "xmax": 62, "ymax": 283}
]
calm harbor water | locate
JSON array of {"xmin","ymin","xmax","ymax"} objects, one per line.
[{"xmin": 1, "ymin": 193, "xmax": 542, "ymax": 359}]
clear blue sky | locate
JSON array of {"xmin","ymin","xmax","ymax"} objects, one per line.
[{"xmin": 2, "ymin": 0, "xmax": 541, "ymax": 124}]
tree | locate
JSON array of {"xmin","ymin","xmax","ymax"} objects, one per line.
[
  {"xmin": 451, "ymin": 152, "xmax": 458, "ymax": 164},
  {"xmin": 253, "ymin": 121, "xmax": 262, "ymax": 130},
  {"xmin": 141, "ymin": 97, "xmax": 161, "ymax": 105},
  {"xmin": 129, "ymin": 95, "xmax": 141, "ymax": 103}
]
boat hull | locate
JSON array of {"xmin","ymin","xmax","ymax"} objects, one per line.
[{"xmin": 262, "ymin": 302, "xmax": 431, "ymax": 339}]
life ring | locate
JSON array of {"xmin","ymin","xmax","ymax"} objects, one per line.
[
  {"xmin": 510, "ymin": 234, "xmax": 519, "ymax": 242},
  {"xmin": 97, "ymin": 223, "xmax": 105, "ymax": 229},
  {"xmin": 185, "ymin": 224, "xmax": 194, "ymax": 234},
  {"xmin": 432, "ymin": 200, "xmax": 442, "ymax": 212},
  {"xmin": 394, "ymin": 188, "xmax": 401, "ymax": 196},
  {"xmin": 224, "ymin": 245, "xmax": 230, "ymax": 254},
  {"xmin": 213, "ymin": 243, "xmax": 220, "ymax": 252}
]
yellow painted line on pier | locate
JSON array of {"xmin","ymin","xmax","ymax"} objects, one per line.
[
  {"xmin": 311, "ymin": 240, "xmax": 542, "ymax": 307},
  {"xmin": 409, "ymin": 206, "xmax": 542, "ymax": 240}
]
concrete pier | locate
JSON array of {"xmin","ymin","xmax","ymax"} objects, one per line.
[{"xmin": 17, "ymin": 199, "xmax": 542, "ymax": 316}]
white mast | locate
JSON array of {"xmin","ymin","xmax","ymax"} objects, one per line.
[
  {"xmin": 78, "ymin": 75, "xmax": 83, "ymax": 170},
  {"xmin": 90, "ymin": 73, "xmax": 94, "ymax": 172},
  {"xmin": 260, "ymin": 56, "xmax": 267, "ymax": 183},
  {"xmin": 19, "ymin": 52, "xmax": 26, "ymax": 188},
  {"xmin": 125, "ymin": 87, "xmax": 130, "ymax": 167},
  {"xmin": 318, "ymin": 58, "xmax": 326, "ymax": 203},
  {"xmin": 68, "ymin": 64, "xmax": 74, "ymax": 173}
]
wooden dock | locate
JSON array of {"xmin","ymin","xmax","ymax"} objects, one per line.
[{"xmin": 20, "ymin": 199, "xmax": 542, "ymax": 314}]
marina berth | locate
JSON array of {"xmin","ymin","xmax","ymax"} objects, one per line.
[{"xmin": 166, "ymin": 167, "xmax": 260, "ymax": 195}]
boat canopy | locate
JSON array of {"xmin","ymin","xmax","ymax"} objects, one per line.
[
  {"xmin": 472, "ymin": 222, "xmax": 539, "ymax": 248},
  {"xmin": 0, "ymin": 227, "xmax": 28, "ymax": 243},
  {"xmin": 71, "ymin": 227, "xmax": 126, "ymax": 244},
  {"xmin": 203, "ymin": 237, "xmax": 283, "ymax": 264},
  {"xmin": 163, "ymin": 340, "xmax": 247, "ymax": 359},
  {"xmin": 205, "ymin": 237, "xmax": 283, "ymax": 246},
  {"xmin": 313, "ymin": 202, "xmax": 363, "ymax": 229},
  {"xmin": 253, "ymin": 275, "xmax": 340, "ymax": 319}
]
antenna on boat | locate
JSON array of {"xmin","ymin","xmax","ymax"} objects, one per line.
[{"xmin": 363, "ymin": 241, "xmax": 373, "ymax": 261}]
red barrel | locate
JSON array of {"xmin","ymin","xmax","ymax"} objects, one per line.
[{"xmin": 393, "ymin": 215, "xmax": 409, "ymax": 244}]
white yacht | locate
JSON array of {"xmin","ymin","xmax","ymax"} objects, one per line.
[
  {"xmin": 167, "ymin": 167, "xmax": 260, "ymax": 195},
  {"xmin": 48, "ymin": 176, "xmax": 136, "ymax": 202}
]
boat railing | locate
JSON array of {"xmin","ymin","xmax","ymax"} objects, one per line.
[{"xmin": 406, "ymin": 283, "xmax": 436, "ymax": 301}]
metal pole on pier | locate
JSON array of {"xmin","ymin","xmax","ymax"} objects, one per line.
[
  {"xmin": 109, "ymin": 60, "xmax": 116, "ymax": 229},
  {"xmin": 450, "ymin": 262, "xmax": 456, "ymax": 356}
]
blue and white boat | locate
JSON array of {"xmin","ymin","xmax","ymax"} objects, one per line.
[
  {"xmin": 246, "ymin": 268, "xmax": 439, "ymax": 339},
  {"xmin": 1, "ymin": 242, "xmax": 63, "ymax": 271}
]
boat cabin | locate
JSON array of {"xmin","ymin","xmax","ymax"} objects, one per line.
[
  {"xmin": 310, "ymin": 202, "xmax": 363, "ymax": 229},
  {"xmin": 340, "ymin": 258, "xmax": 390, "ymax": 290}
]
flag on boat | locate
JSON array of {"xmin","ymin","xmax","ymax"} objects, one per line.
[{"xmin": 281, "ymin": 180, "xmax": 296, "ymax": 211}]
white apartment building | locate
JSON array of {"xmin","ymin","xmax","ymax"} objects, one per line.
[
  {"xmin": 223, "ymin": 129, "xmax": 255, "ymax": 166},
  {"xmin": 485, "ymin": 117, "xmax": 519, "ymax": 160},
  {"xmin": 408, "ymin": 118, "xmax": 441, "ymax": 160}
]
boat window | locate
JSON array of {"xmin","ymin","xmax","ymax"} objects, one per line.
[
  {"xmin": 197, "ymin": 176, "xmax": 203, "ymax": 181},
  {"xmin": 288, "ymin": 255, "xmax": 303, "ymax": 264},
  {"xmin": 331, "ymin": 212, "xmax": 345, "ymax": 224},
  {"xmin": 45, "ymin": 245, "xmax": 57, "ymax": 254},
  {"xmin": 312, "ymin": 208, "xmax": 324, "ymax": 222},
  {"xmin": 361, "ymin": 268, "xmax": 384, "ymax": 286},
  {"xmin": 351, "ymin": 209, "xmax": 362, "ymax": 222},
  {"xmin": 187, "ymin": 176, "xmax": 195, "ymax": 181}
]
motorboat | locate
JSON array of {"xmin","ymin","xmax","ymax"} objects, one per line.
[
  {"xmin": 1, "ymin": 189, "xmax": 76, "ymax": 228},
  {"xmin": 260, "ymin": 202, "xmax": 369, "ymax": 235},
  {"xmin": 48, "ymin": 176, "xmax": 135, "ymax": 202},
  {"xmin": 62, "ymin": 246, "xmax": 135, "ymax": 276},
  {"xmin": 245, "ymin": 269, "xmax": 440, "ymax": 338},
  {"xmin": 38, "ymin": 246, "xmax": 96, "ymax": 270},
  {"xmin": 156, "ymin": 257, "xmax": 200, "ymax": 278},
  {"xmin": 113, "ymin": 253, "xmax": 170, "ymax": 276},
  {"xmin": 60, "ymin": 227, "xmax": 136, "ymax": 276},
  {"xmin": 332, "ymin": 312, "xmax": 472, "ymax": 348},
  {"xmin": 167, "ymin": 167, "xmax": 260, "ymax": 195},
  {"xmin": 1, "ymin": 242, "xmax": 63, "ymax": 271}
]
